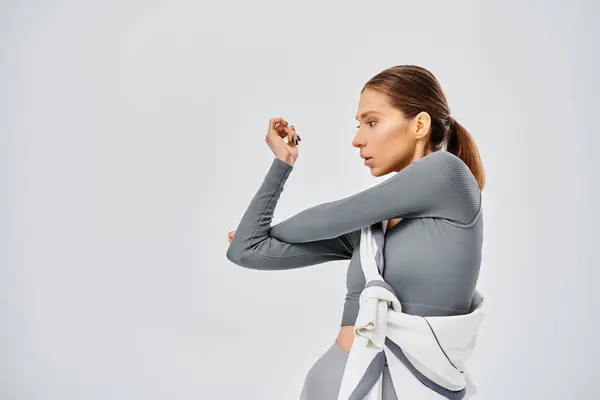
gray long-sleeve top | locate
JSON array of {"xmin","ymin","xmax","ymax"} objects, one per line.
[{"xmin": 226, "ymin": 150, "xmax": 483, "ymax": 326}]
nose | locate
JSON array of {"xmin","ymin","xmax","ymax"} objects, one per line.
[{"xmin": 352, "ymin": 130, "xmax": 366, "ymax": 149}]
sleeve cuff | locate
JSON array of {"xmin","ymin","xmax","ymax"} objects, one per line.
[{"xmin": 266, "ymin": 157, "xmax": 294, "ymax": 183}]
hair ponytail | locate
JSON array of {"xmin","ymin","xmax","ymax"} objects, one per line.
[
  {"xmin": 363, "ymin": 65, "xmax": 486, "ymax": 191},
  {"xmin": 446, "ymin": 117, "xmax": 485, "ymax": 190}
]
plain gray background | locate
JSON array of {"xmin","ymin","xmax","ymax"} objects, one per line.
[{"xmin": 2, "ymin": 1, "xmax": 598, "ymax": 399}]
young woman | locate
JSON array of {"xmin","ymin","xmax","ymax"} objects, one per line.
[{"xmin": 226, "ymin": 65, "xmax": 485, "ymax": 399}]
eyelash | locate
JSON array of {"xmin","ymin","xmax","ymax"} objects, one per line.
[{"xmin": 356, "ymin": 121, "xmax": 377, "ymax": 128}]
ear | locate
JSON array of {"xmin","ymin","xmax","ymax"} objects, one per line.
[{"xmin": 414, "ymin": 111, "xmax": 431, "ymax": 140}]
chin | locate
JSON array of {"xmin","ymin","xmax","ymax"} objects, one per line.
[
  {"xmin": 368, "ymin": 166, "xmax": 385, "ymax": 177},
  {"xmin": 368, "ymin": 163, "xmax": 396, "ymax": 177}
]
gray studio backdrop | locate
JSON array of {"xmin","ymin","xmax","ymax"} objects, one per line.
[{"xmin": 2, "ymin": 1, "xmax": 598, "ymax": 399}]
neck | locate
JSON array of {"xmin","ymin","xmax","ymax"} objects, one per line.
[{"xmin": 411, "ymin": 144, "xmax": 433, "ymax": 163}]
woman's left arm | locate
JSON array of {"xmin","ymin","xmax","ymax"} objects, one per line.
[{"xmin": 269, "ymin": 151, "xmax": 481, "ymax": 243}]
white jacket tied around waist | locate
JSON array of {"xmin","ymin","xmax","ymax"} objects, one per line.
[{"xmin": 336, "ymin": 221, "xmax": 485, "ymax": 400}]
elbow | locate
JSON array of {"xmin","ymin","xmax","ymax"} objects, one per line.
[
  {"xmin": 226, "ymin": 231, "xmax": 248, "ymax": 265},
  {"xmin": 226, "ymin": 244, "xmax": 260, "ymax": 270},
  {"xmin": 226, "ymin": 243, "xmax": 244, "ymax": 266},
  {"xmin": 226, "ymin": 229, "xmax": 273, "ymax": 270}
]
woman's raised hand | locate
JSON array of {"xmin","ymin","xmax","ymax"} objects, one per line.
[
  {"xmin": 228, "ymin": 118, "xmax": 301, "ymax": 245},
  {"xmin": 265, "ymin": 117, "xmax": 301, "ymax": 166}
]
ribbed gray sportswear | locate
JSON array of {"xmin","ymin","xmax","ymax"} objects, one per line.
[
  {"xmin": 298, "ymin": 340, "xmax": 398, "ymax": 400},
  {"xmin": 226, "ymin": 150, "xmax": 483, "ymax": 326}
]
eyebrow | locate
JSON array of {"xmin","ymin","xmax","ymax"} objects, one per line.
[{"xmin": 355, "ymin": 110, "xmax": 382, "ymax": 121}]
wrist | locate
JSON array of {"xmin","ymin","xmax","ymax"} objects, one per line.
[{"xmin": 277, "ymin": 155, "xmax": 295, "ymax": 166}]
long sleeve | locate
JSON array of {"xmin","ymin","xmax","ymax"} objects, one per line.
[
  {"xmin": 269, "ymin": 150, "xmax": 481, "ymax": 243},
  {"xmin": 226, "ymin": 157, "xmax": 359, "ymax": 270}
]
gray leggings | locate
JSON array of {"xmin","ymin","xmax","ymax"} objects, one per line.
[{"xmin": 299, "ymin": 341, "xmax": 398, "ymax": 400}]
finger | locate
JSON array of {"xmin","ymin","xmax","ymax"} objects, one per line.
[
  {"xmin": 284, "ymin": 126, "xmax": 296, "ymax": 146},
  {"xmin": 287, "ymin": 125, "xmax": 298, "ymax": 145},
  {"xmin": 275, "ymin": 120, "xmax": 289, "ymax": 131},
  {"xmin": 269, "ymin": 118, "xmax": 280, "ymax": 132},
  {"xmin": 290, "ymin": 125, "xmax": 301, "ymax": 142},
  {"xmin": 270, "ymin": 117, "xmax": 285, "ymax": 127},
  {"xmin": 272, "ymin": 124, "xmax": 289, "ymax": 141},
  {"xmin": 274, "ymin": 122, "xmax": 285, "ymax": 134},
  {"xmin": 269, "ymin": 117, "xmax": 288, "ymax": 132},
  {"xmin": 276, "ymin": 125, "xmax": 287, "ymax": 139},
  {"xmin": 290, "ymin": 125, "xmax": 300, "ymax": 144}
]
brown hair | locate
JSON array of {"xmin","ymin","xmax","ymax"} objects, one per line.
[{"xmin": 362, "ymin": 65, "xmax": 485, "ymax": 190}]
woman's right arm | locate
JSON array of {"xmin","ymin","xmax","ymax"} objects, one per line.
[{"xmin": 226, "ymin": 157, "xmax": 359, "ymax": 270}]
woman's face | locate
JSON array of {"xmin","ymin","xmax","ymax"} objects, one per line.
[{"xmin": 352, "ymin": 88, "xmax": 431, "ymax": 176}]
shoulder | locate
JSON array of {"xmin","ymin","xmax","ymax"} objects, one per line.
[
  {"xmin": 420, "ymin": 151, "xmax": 477, "ymax": 185},
  {"xmin": 417, "ymin": 150, "xmax": 464, "ymax": 169},
  {"xmin": 419, "ymin": 151, "xmax": 481, "ymax": 222},
  {"xmin": 400, "ymin": 151, "xmax": 474, "ymax": 190}
]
